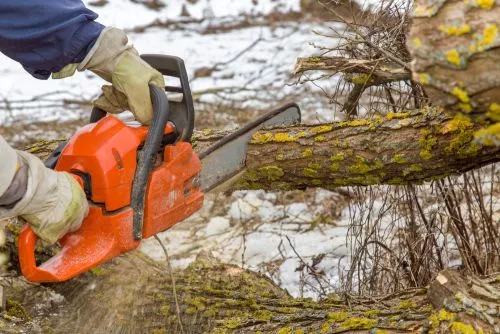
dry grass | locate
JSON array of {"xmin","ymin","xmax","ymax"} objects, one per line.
[{"xmin": 340, "ymin": 167, "xmax": 499, "ymax": 296}]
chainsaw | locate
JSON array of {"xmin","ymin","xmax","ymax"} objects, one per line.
[{"xmin": 17, "ymin": 54, "xmax": 301, "ymax": 283}]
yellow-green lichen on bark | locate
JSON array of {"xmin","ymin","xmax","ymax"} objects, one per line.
[
  {"xmin": 90, "ymin": 266, "xmax": 109, "ymax": 277},
  {"xmin": 450, "ymin": 321, "xmax": 479, "ymax": 334},
  {"xmin": 314, "ymin": 136, "xmax": 326, "ymax": 142},
  {"xmin": 447, "ymin": 49, "xmax": 462, "ymax": 66},
  {"xmin": 477, "ymin": 23, "xmax": 498, "ymax": 51},
  {"xmin": 350, "ymin": 73, "xmax": 374, "ymax": 85},
  {"xmin": 452, "ymin": 87, "xmax": 470, "ymax": 105},
  {"xmin": 475, "ymin": 122, "xmax": 500, "ymax": 146},
  {"xmin": 330, "ymin": 152, "xmax": 345, "ymax": 161},
  {"xmin": 396, "ymin": 299, "xmax": 417, "ymax": 310},
  {"xmin": 339, "ymin": 119, "xmax": 372, "ymax": 128},
  {"xmin": 320, "ymin": 322, "xmax": 330, "ymax": 333},
  {"xmin": 6, "ymin": 300, "xmax": 31, "ymax": 322},
  {"xmin": 403, "ymin": 164, "xmax": 423, "ymax": 176},
  {"xmin": 444, "ymin": 116, "xmax": 481, "ymax": 157},
  {"xmin": 420, "ymin": 129, "xmax": 438, "ymax": 160},
  {"xmin": 277, "ymin": 327, "xmax": 293, "ymax": 334},
  {"xmin": 329, "ymin": 163, "xmax": 340, "ymax": 172},
  {"xmin": 386, "ymin": 112, "xmax": 412, "ymax": 120},
  {"xmin": 251, "ymin": 131, "xmax": 306, "ymax": 144},
  {"xmin": 473, "ymin": 0, "xmax": 495, "ymax": 10},
  {"xmin": 388, "ymin": 177, "xmax": 404, "ymax": 184},
  {"xmin": 302, "ymin": 148, "xmax": 313, "ymax": 158},
  {"xmin": 310, "ymin": 125, "xmax": 333, "ymax": 134},
  {"xmin": 258, "ymin": 166, "xmax": 285, "ymax": 181},
  {"xmin": 348, "ymin": 156, "xmax": 384, "ymax": 174},
  {"xmin": 428, "ymin": 309, "xmax": 456, "ymax": 331},
  {"xmin": 439, "ymin": 23, "xmax": 472, "ymax": 36},
  {"xmin": 363, "ymin": 309, "xmax": 379, "ymax": 318},
  {"xmin": 327, "ymin": 311, "xmax": 349, "ymax": 322},
  {"xmin": 304, "ymin": 163, "xmax": 321, "ymax": 178},
  {"xmin": 340, "ymin": 317, "xmax": 377, "ymax": 330},
  {"xmin": 392, "ymin": 153, "xmax": 408, "ymax": 164},
  {"xmin": 487, "ymin": 103, "xmax": 500, "ymax": 121}
]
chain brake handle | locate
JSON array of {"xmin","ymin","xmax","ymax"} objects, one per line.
[
  {"xmin": 89, "ymin": 54, "xmax": 195, "ymax": 143},
  {"xmin": 46, "ymin": 55, "xmax": 195, "ymax": 170}
]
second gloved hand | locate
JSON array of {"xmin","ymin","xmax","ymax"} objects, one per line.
[
  {"xmin": 78, "ymin": 27, "xmax": 165, "ymax": 125},
  {"xmin": 0, "ymin": 137, "xmax": 88, "ymax": 245}
]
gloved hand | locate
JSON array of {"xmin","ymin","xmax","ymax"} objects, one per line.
[
  {"xmin": 0, "ymin": 137, "xmax": 88, "ymax": 245},
  {"xmin": 54, "ymin": 27, "xmax": 165, "ymax": 125}
]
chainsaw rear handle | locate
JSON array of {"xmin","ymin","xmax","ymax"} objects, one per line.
[
  {"xmin": 18, "ymin": 225, "xmax": 43, "ymax": 281},
  {"xmin": 90, "ymin": 54, "xmax": 195, "ymax": 142}
]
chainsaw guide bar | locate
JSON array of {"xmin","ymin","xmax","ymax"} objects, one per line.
[{"xmin": 199, "ymin": 103, "xmax": 301, "ymax": 192}]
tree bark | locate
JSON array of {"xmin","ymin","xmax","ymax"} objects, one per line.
[
  {"xmin": 233, "ymin": 108, "xmax": 499, "ymax": 191},
  {"xmin": 408, "ymin": 0, "xmax": 500, "ymax": 146}
]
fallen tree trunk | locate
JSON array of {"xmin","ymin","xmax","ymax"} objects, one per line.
[
  {"xmin": 1, "ymin": 251, "xmax": 498, "ymax": 333},
  {"xmin": 22, "ymin": 108, "xmax": 500, "ymax": 193},
  {"xmin": 408, "ymin": 0, "xmax": 500, "ymax": 115}
]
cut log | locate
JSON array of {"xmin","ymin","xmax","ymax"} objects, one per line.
[{"xmin": 0, "ymin": 251, "xmax": 497, "ymax": 333}]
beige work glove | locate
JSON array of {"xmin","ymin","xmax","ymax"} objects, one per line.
[
  {"xmin": 79, "ymin": 27, "xmax": 165, "ymax": 125},
  {"xmin": 0, "ymin": 137, "xmax": 88, "ymax": 245}
]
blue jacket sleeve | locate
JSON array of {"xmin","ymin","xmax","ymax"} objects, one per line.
[{"xmin": 0, "ymin": 0, "xmax": 104, "ymax": 79}]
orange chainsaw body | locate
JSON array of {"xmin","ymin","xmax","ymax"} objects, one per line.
[{"xmin": 18, "ymin": 115, "xmax": 204, "ymax": 282}]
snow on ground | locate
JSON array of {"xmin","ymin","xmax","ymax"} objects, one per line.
[{"xmin": 140, "ymin": 189, "xmax": 352, "ymax": 298}]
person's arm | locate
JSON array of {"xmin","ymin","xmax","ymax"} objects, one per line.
[
  {"xmin": 0, "ymin": 0, "xmax": 103, "ymax": 79},
  {"xmin": 0, "ymin": 0, "xmax": 164, "ymax": 125}
]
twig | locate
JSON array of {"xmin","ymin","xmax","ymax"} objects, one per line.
[
  {"xmin": 285, "ymin": 235, "xmax": 328, "ymax": 297},
  {"xmin": 215, "ymin": 34, "xmax": 263, "ymax": 68},
  {"xmin": 317, "ymin": 1, "xmax": 411, "ymax": 71},
  {"xmin": 154, "ymin": 235, "xmax": 185, "ymax": 334}
]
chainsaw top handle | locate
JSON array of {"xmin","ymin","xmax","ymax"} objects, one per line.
[
  {"xmin": 90, "ymin": 54, "xmax": 195, "ymax": 143},
  {"xmin": 131, "ymin": 85, "xmax": 170, "ymax": 240}
]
